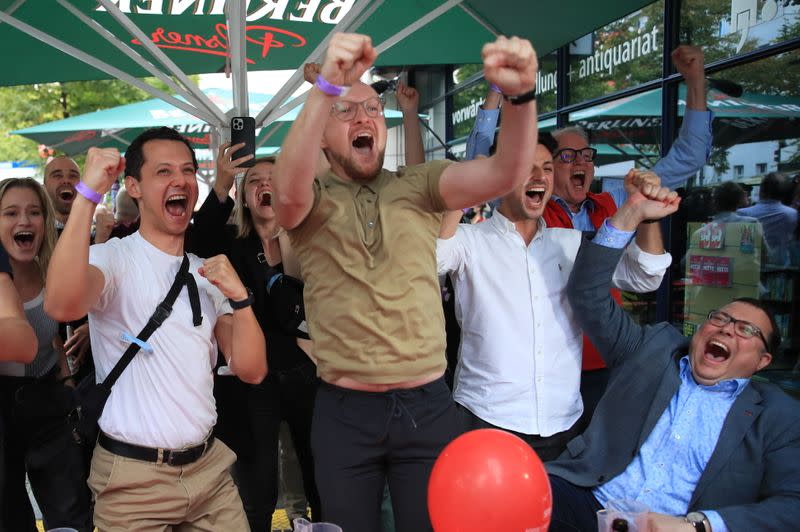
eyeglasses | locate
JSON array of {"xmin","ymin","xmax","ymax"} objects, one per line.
[
  {"xmin": 553, "ymin": 147, "xmax": 597, "ymax": 164},
  {"xmin": 330, "ymin": 97, "xmax": 385, "ymax": 122},
  {"xmin": 706, "ymin": 310, "xmax": 769, "ymax": 348}
]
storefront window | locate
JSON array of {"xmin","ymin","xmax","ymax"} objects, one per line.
[
  {"xmin": 568, "ymin": 1, "xmax": 664, "ymax": 104},
  {"xmin": 450, "ymin": 63, "xmax": 487, "ymax": 141},
  {"xmin": 681, "ymin": 0, "xmax": 800, "ymax": 64},
  {"xmin": 670, "ymin": 50, "xmax": 800, "ymax": 397}
]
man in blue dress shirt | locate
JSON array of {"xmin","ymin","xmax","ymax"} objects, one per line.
[{"xmin": 546, "ymin": 186, "xmax": 800, "ymax": 532}]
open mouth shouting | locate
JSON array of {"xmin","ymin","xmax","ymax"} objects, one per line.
[
  {"xmin": 570, "ymin": 170, "xmax": 587, "ymax": 191},
  {"xmin": 351, "ymin": 131, "xmax": 375, "ymax": 157},
  {"xmin": 57, "ymin": 187, "xmax": 76, "ymax": 202},
  {"xmin": 259, "ymin": 190, "xmax": 272, "ymax": 207},
  {"xmin": 164, "ymin": 193, "xmax": 188, "ymax": 219},
  {"xmin": 524, "ymin": 183, "xmax": 547, "ymax": 207},
  {"xmin": 703, "ymin": 339, "xmax": 731, "ymax": 364},
  {"xmin": 13, "ymin": 230, "xmax": 36, "ymax": 251}
]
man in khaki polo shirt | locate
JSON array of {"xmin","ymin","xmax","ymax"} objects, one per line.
[{"xmin": 274, "ymin": 32, "xmax": 540, "ymax": 532}]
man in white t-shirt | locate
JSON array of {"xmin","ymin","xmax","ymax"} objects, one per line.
[
  {"xmin": 437, "ymin": 132, "xmax": 675, "ymax": 461},
  {"xmin": 45, "ymin": 127, "xmax": 267, "ymax": 531}
]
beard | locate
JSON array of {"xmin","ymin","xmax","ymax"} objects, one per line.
[{"xmin": 326, "ymin": 147, "xmax": 386, "ymax": 183}]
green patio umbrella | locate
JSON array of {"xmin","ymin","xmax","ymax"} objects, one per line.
[
  {"xmin": 11, "ymin": 87, "xmax": 407, "ymax": 156},
  {"xmin": 570, "ymin": 86, "xmax": 800, "ymax": 147},
  {"xmin": 0, "ymin": 0, "xmax": 657, "ymax": 132}
]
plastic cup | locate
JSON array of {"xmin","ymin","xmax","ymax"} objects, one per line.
[
  {"xmin": 597, "ymin": 499, "xmax": 649, "ymax": 531},
  {"xmin": 293, "ymin": 517, "xmax": 343, "ymax": 532}
]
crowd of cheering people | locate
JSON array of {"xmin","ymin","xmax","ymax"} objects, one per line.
[{"xmin": 0, "ymin": 32, "xmax": 798, "ymax": 532}]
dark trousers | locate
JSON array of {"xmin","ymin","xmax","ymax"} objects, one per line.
[
  {"xmin": 457, "ymin": 404, "xmax": 582, "ymax": 462},
  {"xmin": 0, "ymin": 375, "xmax": 92, "ymax": 532},
  {"xmin": 312, "ymin": 377, "xmax": 462, "ymax": 532},
  {"xmin": 579, "ymin": 368, "xmax": 610, "ymax": 430},
  {"xmin": 548, "ymin": 474, "xmax": 603, "ymax": 532},
  {"xmin": 231, "ymin": 362, "xmax": 320, "ymax": 531}
]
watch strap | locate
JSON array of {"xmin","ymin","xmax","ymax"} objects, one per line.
[
  {"xmin": 229, "ymin": 288, "xmax": 254, "ymax": 310},
  {"xmin": 503, "ymin": 87, "xmax": 537, "ymax": 105}
]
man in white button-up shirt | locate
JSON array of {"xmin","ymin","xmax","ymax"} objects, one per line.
[{"xmin": 437, "ymin": 133, "xmax": 673, "ymax": 460}]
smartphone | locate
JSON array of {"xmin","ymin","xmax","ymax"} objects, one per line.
[{"xmin": 230, "ymin": 116, "xmax": 256, "ymax": 168}]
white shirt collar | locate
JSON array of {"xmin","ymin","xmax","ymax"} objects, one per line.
[{"xmin": 489, "ymin": 210, "xmax": 547, "ymax": 243}]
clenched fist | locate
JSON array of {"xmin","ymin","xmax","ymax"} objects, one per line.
[
  {"xmin": 482, "ymin": 36, "xmax": 538, "ymax": 97},
  {"xmin": 396, "ymin": 82, "xmax": 420, "ymax": 115},
  {"xmin": 94, "ymin": 204, "xmax": 116, "ymax": 244},
  {"xmin": 83, "ymin": 147, "xmax": 125, "ymax": 197},
  {"xmin": 319, "ymin": 33, "xmax": 378, "ymax": 87},
  {"xmin": 199, "ymin": 255, "xmax": 248, "ymax": 302}
]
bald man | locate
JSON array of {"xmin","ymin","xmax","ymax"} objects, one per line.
[{"xmin": 43, "ymin": 156, "xmax": 81, "ymax": 234}]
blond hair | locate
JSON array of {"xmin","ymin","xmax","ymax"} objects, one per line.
[
  {"xmin": 234, "ymin": 157, "xmax": 277, "ymax": 239},
  {"xmin": 0, "ymin": 178, "xmax": 58, "ymax": 282}
]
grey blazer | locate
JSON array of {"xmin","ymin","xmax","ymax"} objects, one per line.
[{"xmin": 546, "ymin": 238, "xmax": 800, "ymax": 531}]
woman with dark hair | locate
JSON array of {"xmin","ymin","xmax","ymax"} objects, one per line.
[
  {"xmin": 0, "ymin": 178, "xmax": 91, "ymax": 531},
  {"xmin": 194, "ymin": 153, "xmax": 320, "ymax": 530}
]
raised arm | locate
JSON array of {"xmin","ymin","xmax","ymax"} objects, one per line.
[
  {"xmin": 274, "ymin": 35, "xmax": 377, "ymax": 230},
  {"xmin": 464, "ymin": 84, "xmax": 502, "ymax": 160},
  {"xmin": 652, "ymin": 45, "xmax": 712, "ymax": 189},
  {"xmin": 439, "ymin": 36, "xmax": 539, "ymax": 210},
  {"xmin": 569, "ymin": 180, "xmax": 680, "ymax": 367},
  {"xmin": 396, "ymin": 82, "xmax": 425, "ymax": 166},
  {"xmin": 202, "ymin": 254, "xmax": 267, "ymax": 384},
  {"xmin": 44, "ymin": 148, "xmax": 124, "ymax": 322}
]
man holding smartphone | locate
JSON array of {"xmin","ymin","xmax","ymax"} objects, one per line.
[{"xmin": 273, "ymin": 32, "xmax": 540, "ymax": 532}]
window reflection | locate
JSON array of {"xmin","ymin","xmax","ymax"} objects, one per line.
[
  {"xmin": 670, "ymin": 50, "xmax": 800, "ymax": 396},
  {"xmin": 568, "ymin": 1, "xmax": 664, "ymax": 103},
  {"xmin": 682, "ymin": 0, "xmax": 800, "ymax": 63}
]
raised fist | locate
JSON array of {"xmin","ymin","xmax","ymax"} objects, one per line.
[
  {"xmin": 303, "ymin": 62, "xmax": 321, "ymax": 84},
  {"xmin": 671, "ymin": 45, "xmax": 705, "ymax": 84},
  {"xmin": 482, "ymin": 36, "xmax": 538, "ymax": 97},
  {"xmin": 83, "ymin": 147, "xmax": 124, "ymax": 196},
  {"xmin": 624, "ymin": 168, "xmax": 661, "ymax": 196},
  {"xmin": 93, "ymin": 204, "xmax": 115, "ymax": 244},
  {"xmin": 199, "ymin": 255, "xmax": 248, "ymax": 302},
  {"xmin": 319, "ymin": 33, "xmax": 378, "ymax": 87},
  {"xmin": 396, "ymin": 82, "xmax": 419, "ymax": 115}
]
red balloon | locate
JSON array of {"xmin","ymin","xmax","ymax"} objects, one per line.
[{"xmin": 428, "ymin": 429, "xmax": 552, "ymax": 532}]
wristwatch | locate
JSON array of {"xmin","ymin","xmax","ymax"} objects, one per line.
[
  {"xmin": 503, "ymin": 87, "xmax": 537, "ymax": 105},
  {"xmin": 229, "ymin": 288, "xmax": 254, "ymax": 310},
  {"xmin": 685, "ymin": 512, "xmax": 710, "ymax": 532}
]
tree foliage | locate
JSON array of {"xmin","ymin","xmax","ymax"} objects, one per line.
[{"xmin": 0, "ymin": 78, "xmax": 174, "ymax": 167}]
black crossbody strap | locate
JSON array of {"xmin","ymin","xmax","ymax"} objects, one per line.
[
  {"xmin": 100, "ymin": 255, "xmax": 195, "ymax": 391},
  {"xmin": 184, "ymin": 272, "xmax": 203, "ymax": 327}
]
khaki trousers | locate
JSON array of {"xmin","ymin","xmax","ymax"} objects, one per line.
[{"xmin": 88, "ymin": 438, "xmax": 249, "ymax": 532}]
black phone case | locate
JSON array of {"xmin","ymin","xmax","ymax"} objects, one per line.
[{"xmin": 230, "ymin": 116, "xmax": 256, "ymax": 168}]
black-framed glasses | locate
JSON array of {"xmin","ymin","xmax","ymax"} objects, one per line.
[
  {"xmin": 330, "ymin": 96, "xmax": 385, "ymax": 122},
  {"xmin": 554, "ymin": 147, "xmax": 597, "ymax": 164},
  {"xmin": 706, "ymin": 310, "xmax": 769, "ymax": 348}
]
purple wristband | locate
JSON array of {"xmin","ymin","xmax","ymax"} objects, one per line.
[
  {"xmin": 489, "ymin": 83, "xmax": 502, "ymax": 95},
  {"xmin": 75, "ymin": 182, "xmax": 102, "ymax": 204},
  {"xmin": 315, "ymin": 74, "xmax": 348, "ymax": 97}
]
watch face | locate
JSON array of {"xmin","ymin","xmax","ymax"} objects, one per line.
[{"xmin": 686, "ymin": 512, "xmax": 707, "ymax": 531}]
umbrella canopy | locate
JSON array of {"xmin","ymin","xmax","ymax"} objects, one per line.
[
  {"xmin": 0, "ymin": 1, "xmax": 656, "ymax": 87},
  {"xmin": 571, "ymin": 86, "xmax": 800, "ymax": 147},
  {"xmin": 11, "ymin": 88, "xmax": 407, "ymax": 156}
]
